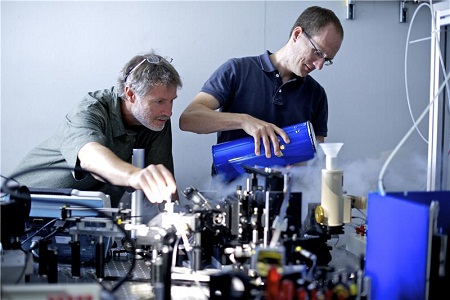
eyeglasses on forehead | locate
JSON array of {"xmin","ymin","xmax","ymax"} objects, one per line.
[{"xmin": 124, "ymin": 56, "xmax": 173, "ymax": 82}]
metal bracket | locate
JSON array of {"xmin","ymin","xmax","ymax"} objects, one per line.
[
  {"xmin": 347, "ymin": 0, "xmax": 355, "ymax": 20},
  {"xmin": 400, "ymin": 1, "xmax": 408, "ymax": 23}
]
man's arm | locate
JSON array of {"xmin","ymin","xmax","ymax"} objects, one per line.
[
  {"xmin": 179, "ymin": 92, "xmax": 243, "ymax": 133},
  {"xmin": 78, "ymin": 142, "xmax": 176, "ymax": 203},
  {"xmin": 179, "ymin": 92, "xmax": 290, "ymax": 158}
]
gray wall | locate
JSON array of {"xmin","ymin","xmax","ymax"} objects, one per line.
[{"xmin": 1, "ymin": 1, "xmax": 446, "ymax": 217}]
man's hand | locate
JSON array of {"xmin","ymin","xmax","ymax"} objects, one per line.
[
  {"xmin": 79, "ymin": 142, "xmax": 177, "ymax": 203},
  {"xmin": 179, "ymin": 93, "xmax": 290, "ymax": 158},
  {"xmin": 128, "ymin": 164, "xmax": 177, "ymax": 203},
  {"xmin": 241, "ymin": 115, "xmax": 290, "ymax": 158}
]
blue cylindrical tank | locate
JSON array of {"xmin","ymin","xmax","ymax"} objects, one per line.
[{"xmin": 212, "ymin": 121, "xmax": 317, "ymax": 181}]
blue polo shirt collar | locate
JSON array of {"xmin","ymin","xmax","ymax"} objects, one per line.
[
  {"xmin": 259, "ymin": 50, "xmax": 276, "ymax": 73},
  {"xmin": 259, "ymin": 51, "xmax": 302, "ymax": 84}
]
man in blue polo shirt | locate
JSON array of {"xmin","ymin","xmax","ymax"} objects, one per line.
[{"xmin": 179, "ymin": 6, "xmax": 344, "ymax": 177}]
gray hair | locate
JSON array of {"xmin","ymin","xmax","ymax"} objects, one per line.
[
  {"xmin": 290, "ymin": 6, "xmax": 344, "ymax": 39},
  {"xmin": 116, "ymin": 51, "xmax": 182, "ymax": 99}
]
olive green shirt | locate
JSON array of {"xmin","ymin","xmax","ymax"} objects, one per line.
[{"xmin": 12, "ymin": 87, "xmax": 175, "ymax": 207}]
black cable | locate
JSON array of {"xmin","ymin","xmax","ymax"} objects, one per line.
[
  {"xmin": 1, "ymin": 174, "xmax": 20, "ymax": 186},
  {"xmin": 1, "ymin": 174, "xmax": 20, "ymax": 199},
  {"xmin": 1, "ymin": 165, "xmax": 108, "ymax": 196},
  {"xmin": 1, "ymin": 166, "xmax": 137, "ymax": 295},
  {"xmin": 351, "ymin": 216, "xmax": 367, "ymax": 224}
]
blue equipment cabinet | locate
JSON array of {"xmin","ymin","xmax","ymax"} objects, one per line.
[{"xmin": 365, "ymin": 191, "xmax": 450, "ymax": 300}]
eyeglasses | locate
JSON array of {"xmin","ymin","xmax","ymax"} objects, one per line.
[
  {"xmin": 303, "ymin": 32, "xmax": 333, "ymax": 66},
  {"xmin": 124, "ymin": 56, "xmax": 173, "ymax": 82}
]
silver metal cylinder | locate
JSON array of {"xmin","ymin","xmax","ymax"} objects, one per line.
[{"xmin": 131, "ymin": 149, "xmax": 145, "ymax": 239}]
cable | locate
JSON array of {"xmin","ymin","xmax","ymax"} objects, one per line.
[
  {"xmin": 269, "ymin": 173, "xmax": 292, "ymax": 248},
  {"xmin": 404, "ymin": 2, "xmax": 429, "ymax": 143},
  {"xmin": 1, "ymin": 166, "xmax": 137, "ymax": 295},
  {"xmin": 14, "ymin": 249, "xmax": 31, "ymax": 285},
  {"xmin": 379, "ymin": 1, "xmax": 450, "ymax": 196},
  {"xmin": 38, "ymin": 221, "xmax": 69, "ymax": 244},
  {"xmin": 379, "ymin": 69, "xmax": 450, "ymax": 196},
  {"xmin": 171, "ymin": 235, "xmax": 183, "ymax": 269},
  {"xmin": 278, "ymin": 173, "xmax": 291, "ymax": 222},
  {"xmin": 20, "ymin": 218, "xmax": 58, "ymax": 248},
  {"xmin": 170, "ymin": 213, "xmax": 192, "ymax": 253},
  {"xmin": 354, "ymin": 207, "xmax": 367, "ymax": 220},
  {"xmin": 351, "ymin": 216, "xmax": 367, "ymax": 225},
  {"xmin": 2, "ymin": 166, "xmax": 108, "ymax": 196},
  {"xmin": 1, "ymin": 174, "xmax": 20, "ymax": 197},
  {"xmin": 404, "ymin": 1, "xmax": 450, "ymax": 143}
]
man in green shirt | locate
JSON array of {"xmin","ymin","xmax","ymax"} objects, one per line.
[{"xmin": 11, "ymin": 51, "xmax": 182, "ymax": 211}]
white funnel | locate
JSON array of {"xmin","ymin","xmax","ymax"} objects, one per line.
[{"xmin": 320, "ymin": 143, "xmax": 343, "ymax": 170}]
